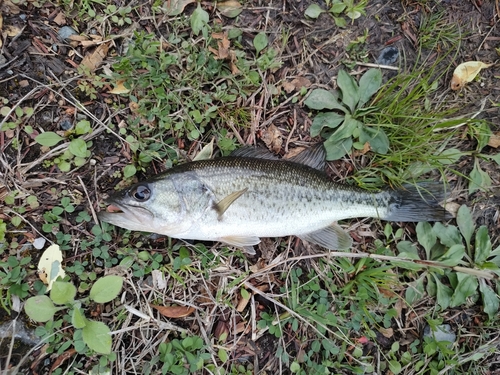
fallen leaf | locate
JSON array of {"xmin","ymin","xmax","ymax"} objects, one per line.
[
  {"xmin": 262, "ymin": 124, "xmax": 282, "ymax": 154},
  {"xmin": 162, "ymin": 0, "xmax": 195, "ymax": 15},
  {"xmin": 53, "ymin": 12, "xmax": 66, "ymax": 26},
  {"xmin": 80, "ymin": 42, "xmax": 111, "ymax": 72},
  {"xmin": 109, "ymin": 79, "xmax": 130, "ymax": 94},
  {"xmin": 150, "ymin": 304, "xmax": 195, "ymax": 318},
  {"xmin": 291, "ymin": 77, "xmax": 311, "ymax": 89},
  {"xmin": 1, "ymin": 0, "xmax": 21, "ymax": 15},
  {"xmin": 0, "ymin": 13, "xmax": 3, "ymax": 30},
  {"xmin": 210, "ymin": 32, "xmax": 231, "ymax": 60},
  {"xmin": 488, "ymin": 132, "xmax": 500, "ymax": 148},
  {"xmin": 38, "ymin": 244, "xmax": 66, "ymax": 291},
  {"xmin": 217, "ymin": 0, "xmax": 243, "ymax": 18},
  {"xmin": 379, "ymin": 327, "xmax": 394, "ymax": 338},
  {"xmin": 4, "ymin": 24, "xmax": 22, "ymax": 37},
  {"xmin": 450, "ymin": 61, "xmax": 494, "ymax": 90}
]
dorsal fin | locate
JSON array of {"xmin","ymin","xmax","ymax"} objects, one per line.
[
  {"xmin": 287, "ymin": 144, "xmax": 326, "ymax": 170},
  {"xmin": 230, "ymin": 146, "xmax": 279, "ymax": 160}
]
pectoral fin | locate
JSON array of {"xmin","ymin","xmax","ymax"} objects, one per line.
[
  {"xmin": 219, "ymin": 235, "xmax": 260, "ymax": 255},
  {"xmin": 214, "ymin": 188, "xmax": 248, "ymax": 219},
  {"xmin": 298, "ymin": 223, "xmax": 352, "ymax": 250}
]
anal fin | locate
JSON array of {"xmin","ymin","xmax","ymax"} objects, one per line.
[{"xmin": 298, "ymin": 223, "xmax": 352, "ymax": 250}]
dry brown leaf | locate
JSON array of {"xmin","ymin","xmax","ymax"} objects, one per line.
[
  {"xmin": 1, "ymin": 0, "xmax": 21, "ymax": 15},
  {"xmin": 80, "ymin": 42, "xmax": 110, "ymax": 72},
  {"xmin": 150, "ymin": 304, "xmax": 195, "ymax": 318},
  {"xmin": 217, "ymin": 0, "xmax": 243, "ymax": 18},
  {"xmin": 109, "ymin": 80, "xmax": 131, "ymax": 94},
  {"xmin": 379, "ymin": 327, "xmax": 394, "ymax": 338},
  {"xmin": 291, "ymin": 77, "xmax": 311, "ymax": 89},
  {"xmin": 236, "ymin": 289, "xmax": 250, "ymax": 312},
  {"xmin": 0, "ymin": 13, "xmax": 3, "ymax": 30},
  {"xmin": 4, "ymin": 24, "xmax": 22, "ymax": 37},
  {"xmin": 262, "ymin": 124, "xmax": 282, "ymax": 154},
  {"xmin": 163, "ymin": 0, "xmax": 195, "ymax": 15},
  {"xmin": 69, "ymin": 34, "xmax": 90, "ymax": 42},
  {"xmin": 488, "ymin": 132, "xmax": 500, "ymax": 148},
  {"xmin": 210, "ymin": 32, "xmax": 231, "ymax": 60},
  {"xmin": 53, "ymin": 12, "xmax": 66, "ymax": 26},
  {"xmin": 282, "ymin": 81, "xmax": 295, "ymax": 93},
  {"xmin": 450, "ymin": 61, "xmax": 494, "ymax": 90}
]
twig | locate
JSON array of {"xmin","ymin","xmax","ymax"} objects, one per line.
[
  {"xmin": 356, "ymin": 62, "xmax": 400, "ymax": 71},
  {"xmin": 77, "ymin": 175, "xmax": 99, "ymax": 227}
]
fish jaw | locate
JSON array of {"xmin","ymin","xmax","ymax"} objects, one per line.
[{"xmin": 98, "ymin": 201, "xmax": 157, "ymax": 233}]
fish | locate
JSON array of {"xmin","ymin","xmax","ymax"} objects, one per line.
[{"xmin": 98, "ymin": 144, "xmax": 451, "ymax": 254}]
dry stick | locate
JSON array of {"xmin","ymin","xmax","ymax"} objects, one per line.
[{"xmin": 356, "ymin": 62, "xmax": 400, "ymax": 71}]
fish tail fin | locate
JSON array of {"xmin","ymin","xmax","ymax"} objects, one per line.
[{"xmin": 383, "ymin": 183, "xmax": 452, "ymax": 222}]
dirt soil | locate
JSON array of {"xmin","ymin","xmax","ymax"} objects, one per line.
[{"xmin": 1, "ymin": 0, "xmax": 500, "ymax": 373}]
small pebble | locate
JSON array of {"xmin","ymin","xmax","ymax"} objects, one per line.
[
  {"xmin": 33, "ymin": 237, "xmax": 46, "ymax": 250},
  {"xmin": 376, "ymin": 46, "xmax": 399, "ymax": 65},
  {"xmin": 59, "ymin": 118, "xmax": 73, "ymax": 131},
  {"xmin": 58, "ymin": 26, "xmax": 78, "ymax": 41}
]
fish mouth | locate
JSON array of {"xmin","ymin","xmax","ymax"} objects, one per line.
[{"xmin": 98, "ymin": 200, "xmax": 155, "ymax": 232}]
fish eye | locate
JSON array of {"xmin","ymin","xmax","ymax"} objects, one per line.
[{"xmin": 131, "ymin": 185, "xmax": 151, "ymax": 202}]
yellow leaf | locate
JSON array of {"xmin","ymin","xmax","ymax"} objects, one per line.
[
  {"xmin": 109, "ymin": 80, "xmax": 130, "ymax": 94},
  {"xmin": 162, "ymin": 0, "xmax": 195, "ymax": 16},
  {"xmin": 38, "ymin": 244, "xmax": 66, "ymax": 291},
  {"xmin": 217, "ymin": 0, "xmax": 243, "ymax": 18},
  {"xmin": 450, "ymin": 61, "xmax": 494, "ymax": 90}
]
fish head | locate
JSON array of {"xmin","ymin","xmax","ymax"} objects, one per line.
[{"xmin": 98, "ymin": 178, "xmax": 188, "ymax": 235}]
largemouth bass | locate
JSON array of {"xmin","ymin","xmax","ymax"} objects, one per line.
[{"xmin": 99, "ymin": 145, "xmax": 450, "ymax": 254}]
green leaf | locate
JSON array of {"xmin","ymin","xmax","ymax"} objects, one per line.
[
  {"xmin": 336, "ymin": 70, "xmax": 359, "ymax": 112},
  {"xmin": 456, "ymin": 205, "xmax": 474, "ymax": 250},
  {"xmin": 24, "ymin": 295, "xmax": 57, "ymax": 322},
  {"xmin": 474, "ymin": 121, "xmax": 492, "ymax": 151},
  {"xmin": 304, "ymin": 89, "xmax": 347, "ymax": 111},
  {"xmin": 437, "ymin": 244, "xmax": 465, "ymax": 267},
  {"xmin": 240, "ymin": 288, "xmax": 250, "ymax": 300},
  {"xmin": 330, "ymin": 116, "xmax": 360, "ymax": 140},
  {"xmin": 253, "ymin": 32, "xmax": 268, "ymax": 55},
  {"xmin": 123, "ymin": 165, "xmax": 136, "ymax": 178},
  {"xmin": 310, "ymin": 112, "xmax": 345, "ymax": 137},
  {"xmin": 190, "ymin": 4, "xmax": 209, "ymax": 36},
  {"xmin": 68, "ymin": 138, "xmax": 88, "ymax": 158},
  {"xmin": 479, "ymin": 279, "xmax": 499, "ymax": 320},
  {"xmin": 469, "ymin": 162, "xmax": 491, "ymax": 194},
  {"xmin": 72, "ymin": 307, "xmax": 88, "ymax": 329},
  {"xmin": 218, "ymin": 348, "xmax": 228, "ymax": 363},
  {"xmin": 436, "ymin": 148, "xmax": 463, "ymax": 165},
  {"xmin": 405, "ymin": 276, "xmax": 425, "ymax": 305},
  {"xmin": 450, "ymin": 273, "xmax": 478, "ymax": 307},
  {"xmin": 324, "ymin": 136, "xmax": 352, "ymax": 160},
  {"xmin": 432, "ymin": 223, "xmax": 462, "ymax": 248},
  {"xmin": 305, "ymin": 4, "xmax": 324, "ymax": 18},
  {"xmin": 35, "ymin": 132, "xmax": 64, "ymax": 147},
  {"xmin": 490, "ymin": 153, "xmax": 500, "ymax": 166},
  {"xmin": 389, "ymin": 360, "xmax": 402, "ymax": 374},
  {"xmin": 358, "ymin": 69, "xmax": 382, "ymax": 107},
  {"xmin": 433, "ymin": 276, "xmax": 452, "ymax": 310},
  {"xmin": 358, "ymin": 126, "xmax": 389, "ymax": 154},
  {"xmin": 334, "ymin": 16, "xmax": 347, "ymax": 28},
  {"xmin": 50, "ymin": 281, "xmax": 77, "ymax": 305},
  {"xmin": 90, "ymin": 275, "xmax": 123, "ymax": 303},
  {"xmin": 329, "ymin": 2, "xmax": 346, "ymax": 14},
  {"xmin": 82, "ymin": 320, "xmax": 112, "ymax": 354},
  {"xmin": 416, "ymin": 222, "xmax": 436, "ymax": 259},
  {"xmin": 474, "ymin": 226, "xmax": 492, "ymax": 265},
  {"xmin": 75, "ymin": 120, "xmax": 92, "ymax": 135}
]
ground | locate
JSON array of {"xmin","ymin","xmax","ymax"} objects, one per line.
[{"xmin": 1, "ymin": 0, "xmax": 500, "ymax": 374}]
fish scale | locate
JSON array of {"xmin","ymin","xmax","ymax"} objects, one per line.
[{"xmin": 99, "ymin": 145, "xmax": 451, "ymax": 254}]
